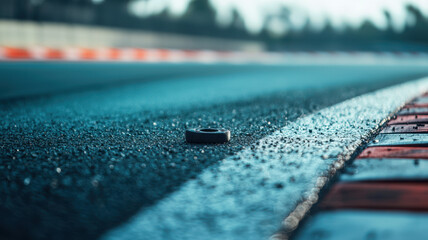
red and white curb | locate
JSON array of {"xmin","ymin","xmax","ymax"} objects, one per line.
[
  {"xmin": 293, "ymin": 93, "xmax": 428, "ymax": 240},
  {"xmin": 0, "ymin": 46, "xmax": 289, "ymax": 63},
  {"xmin": 1, "ymin": 46, "xmax": 428, "ymax": 64},
  {"xmin": 0, "ymin": 47, "xmax": 231, "ymax": 62}
]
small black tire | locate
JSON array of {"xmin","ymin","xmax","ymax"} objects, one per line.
[{"xmin": 185, "ymin": 128, "xmax": 230, "ymax": 143}]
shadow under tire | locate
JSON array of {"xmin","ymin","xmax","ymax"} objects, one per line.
[{"xmin": 185, "ymin": 128, "xmax": 230, "ymax": 143}]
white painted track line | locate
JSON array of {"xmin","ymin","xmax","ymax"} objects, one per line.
[{"xmin": 101, "ymin": 77, "xmax": 428, "ymax": 240}]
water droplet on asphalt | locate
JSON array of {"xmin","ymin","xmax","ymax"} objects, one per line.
[{"xmin": 24, "ymin": 178, "xmax": 31, "ymax": 185}]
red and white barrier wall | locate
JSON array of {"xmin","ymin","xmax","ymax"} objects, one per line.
[
  {"xmin": 1, "ymin": 46, "xmax": 428, "ymax": 64},
  {"xmin": 0, "ymin": 47, "xmax": 234, "ymax": 62},
  {"xmin": 0, "ymin": 46, "xmax": 289, "ymax": 63}
]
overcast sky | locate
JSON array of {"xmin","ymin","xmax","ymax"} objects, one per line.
[{"xmin": 128, "ymin": 0, "xmax": 428, "ymax": 35}]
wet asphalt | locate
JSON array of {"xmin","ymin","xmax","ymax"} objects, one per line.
[{"xmin": 1, "ymin": 63, "xmax": 428, "ymax": 240}]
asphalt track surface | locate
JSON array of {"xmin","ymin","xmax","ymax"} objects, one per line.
[{"xmin": 1, "ymin": 62, "xmax": 428, "ymax": 240}]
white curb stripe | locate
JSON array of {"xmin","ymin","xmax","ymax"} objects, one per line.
[
  {"xmin": 293, "ymin": 210, "xmax": 428, "ymax": 240},
  {"xmin": 369, "ymin": 133, "xmax": 428, "ymax": 146},
  {"xmin": 339, "ymin": 158, "xmax": 428, "ymax": 182},
  {"xmin": 101, "ymin": 77, "xmax": 428, "ymax": 240}
]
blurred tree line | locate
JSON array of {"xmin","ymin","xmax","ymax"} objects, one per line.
[{"xmin": 1, "ymin": 0, "xmax": 428, "ymax": 51}]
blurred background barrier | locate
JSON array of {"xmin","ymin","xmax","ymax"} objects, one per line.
[
  {"xmin": 0, "ymin": 20, "xmax": 264, "ymax": 51},
  {"xmin": 2, "ymin": 46, "xmax": 428, "ymax": 65},
  {"xmin": 2, "ymin": 0, "xmax": 428, "ymax": 52}
]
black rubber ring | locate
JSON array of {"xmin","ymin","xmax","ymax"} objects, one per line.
[{"xmin": 185, "ymin": 128, "xmax": 230, "ymax": 143}]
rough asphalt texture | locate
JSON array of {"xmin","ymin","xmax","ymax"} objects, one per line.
[
  {"xmin": 103, "ymin": 78, "xmax": 428, "ymax": 240},
  {"xmin": 1, "ymin": 63, "xmax": 428, "ymax": 240}
]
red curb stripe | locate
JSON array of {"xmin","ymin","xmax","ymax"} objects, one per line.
[
  {"xmin": 133, "ymin": 49, "xmax": 147, "ymax": 60},
  {"xmin": 157, "ymin": 49, "xmax": 170, "ymax": 60},
  {"xmin": 381, "ymin": 124, "xmax": 428, "ymax": 134},
  {"xmin": 388, "ymin": 115, "xmax": 428, "ymax": 125},
  {"xmin": 3, "ymin": 47, "xmax": 33, "ymax": 59},
  {"xmin": 183, "ymin": 50, "xmax": 200, "ymax": 58},
  {"xmin": 79, "ymin": 48, "xmax": 98, "ymax": 60},
  {"xmin": 405, "ymin": 103, "xmax": 428, "ymax": 108},
  {"xmin": 44, "ymin": 48, "xmax": 64, "ymax": 60},
  {"xmin": 358, "ymin": 146, "xmax": 428, "ymax": 159},
  {"xmin": 318, "ymin": 182, "xmax": 428, "ymax": 211},
  {"xmin": 107, "ymin": 48, "xmax": 121, "ymax": 60}
]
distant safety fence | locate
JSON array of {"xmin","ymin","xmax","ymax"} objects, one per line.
[
  {"xmin": 0, "ymin": 20, "xmax": 263, "ymax": 51},
  {"xmin": 1, "ymin": 46, "xmax": 428, "ymax": 65}
]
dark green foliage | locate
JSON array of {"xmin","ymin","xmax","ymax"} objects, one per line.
[{"xmin": 1, "ymin": 0, "xmax": 428, "ymax": 51}]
